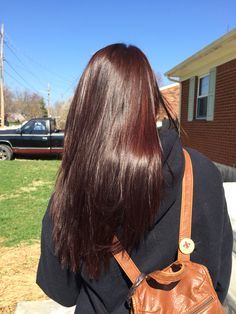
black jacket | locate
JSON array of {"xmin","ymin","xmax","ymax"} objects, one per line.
[{"xmin": 37, "ymin": 129, "xmax": 233, "ymax": 313}]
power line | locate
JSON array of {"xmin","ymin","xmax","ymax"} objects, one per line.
[
  {"xmin": 5, "ymin": 68, "xmax": 67, "ymax": 106},
  {"xmin": 5, "ymin": 40, "xmax": 28, "ymax": 68},
  {"xmin": 5, "ymin": 59, "xmax": 42, "ymax": 94},
  {"xmin": 5, "ymin": 70, "xmax": 56, "ymax": 109},
  {"xmin": 5, "ymin": 63, "xmax": 64, "ymax": 106},
  {"xmin": 6, "ymin": 60, "xmax": 64, "ymax": 94},
  {"xmin": 5, "ymin": 38, "xmax": 75, "ymax": 96},
  {"xmin": 4, "ymin": 31, "xmax": 80, "ymax": 103},
  {"xmin": 5, "ymin": 32, "xmax": 74, "ymax": 84},
  {"xmin": 5, "ymin": 69, "xmax": 33, "ymax": 91},
  {"xmin": 4, "ymin": 40, "xmax": 47, "ymax": 88},
  {"xmin": 60, "ymin": 75, "xmax": 80, "ymax": 100}
]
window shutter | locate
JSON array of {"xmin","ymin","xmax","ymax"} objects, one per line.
[
  {"xmin": 188, "ymin": 77, "xmax": 195, "ymax": 121},
  {"xmin": 207, "ymin": 68, "xmax": 216, "ymax": 121}
]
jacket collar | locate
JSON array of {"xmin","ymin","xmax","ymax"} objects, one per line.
[{"xmin": 155, "ymin": 129, "xmax": 185, "ymax": 223}]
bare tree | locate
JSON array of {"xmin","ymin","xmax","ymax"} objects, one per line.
[
  {"xmin": 154, "ymin": 72, "xmax": 164, "ymax": 87},
  {"xmin": 53, "ymin": 98, "xmax": 72, "ymax": 129},
  {"xmin": 23, "ymin": 92, "xmax": 47, "ymax": 118},
  {"xmin": 9, "ymin": 89, "xmax": 48, "ymax": 119},
  {"xmin": 4, "ymin": 86, "xmax": 16, "ymax": 113}
]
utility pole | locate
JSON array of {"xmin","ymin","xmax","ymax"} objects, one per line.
[
  {"xmin": 47, "ymin": 82, "xmax": 51, "ymax": 117},
  {"xmin": 0, "ymin": 24, "xmax": 5, "ymax": 128}
]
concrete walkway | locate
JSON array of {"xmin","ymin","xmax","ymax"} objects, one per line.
[{"xmin": 14, "ymin": 300, "xmax": 75, "ymax": 314}]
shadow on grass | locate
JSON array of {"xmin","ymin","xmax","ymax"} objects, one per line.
[{"xmin": 15, "ymin": 154, "xmax": 62, "ymax": 161}]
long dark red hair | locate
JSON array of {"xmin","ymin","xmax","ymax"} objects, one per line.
[{"xmin": 51, "ymin": 43, "xmax": 176, "ymax": 278}]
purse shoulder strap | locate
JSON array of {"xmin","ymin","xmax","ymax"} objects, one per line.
[
  {"xmin": 178, "ymin": 149, "xmax": 193, "ymax": 262},
  {"xmin": 113, "ymin": 149, "xmax": 193, "ymax": 283}
]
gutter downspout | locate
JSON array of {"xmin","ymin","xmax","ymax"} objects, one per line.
[{"xmin": 167, "ymin": 77, "xmax": 180, "ymax": 83}]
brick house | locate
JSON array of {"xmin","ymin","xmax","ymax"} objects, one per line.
[{"xmin": 165, "ymin": 29, "xmax": 236, "ymax": 172}]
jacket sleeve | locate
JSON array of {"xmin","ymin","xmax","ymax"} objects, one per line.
[
  {"xmin": 36, "ymin": 200, "xmax": 81, "ymax": 307},
  {"xmin": 215, "ymin": 196, "xmax": 233, "ymax": 303}
]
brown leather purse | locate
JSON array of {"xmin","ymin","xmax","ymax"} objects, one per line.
[{"xmin": 113, "ymin": 150, "xmax": 224, "ymax": 313}]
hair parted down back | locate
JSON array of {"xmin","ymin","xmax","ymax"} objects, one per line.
[{"xmin": 50, "ymin": 43, "xmax": 176, "ymax": 278}]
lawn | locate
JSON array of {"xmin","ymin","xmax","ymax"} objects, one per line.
[{"xmin": 0, "ymin": 159, "xmax": 61, "ymax": 247}]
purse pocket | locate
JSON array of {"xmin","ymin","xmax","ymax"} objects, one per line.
[{"xmin": 189, "ymin": 296, "xmax": 214, "ymax": 314}]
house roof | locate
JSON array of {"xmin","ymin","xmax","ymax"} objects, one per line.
[
  {"xmin": 159, "ymin": 83, "xmax": 180, "ymax": 118},
  {"xmin": 165, "ymin": 28, "xmax": 236, "ymax": 81},
  {"xmin": 8, "ymin": 113, "xmax": 26, "ymax": 122}
]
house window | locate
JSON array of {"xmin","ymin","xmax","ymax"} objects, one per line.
[
  {"xmin": 188, "ymin": 69, "xmax": 216, "ymax": 122},
  {"xmin": 196, "ymin": 75, "xmax": 209, "ymax": 119}
]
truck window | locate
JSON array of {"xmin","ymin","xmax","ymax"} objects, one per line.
[
  {"xmin": 21, "ymin": 120, "xmax": 48, "ymax": 134},
  {"xmin": 21, "ymin": 120, "xmax": 35, "ymax": 134},
  {"xmin": 32, "ymin": 121, "xmax": 48, "ymax": 134},
  {"xmin": 50, "ymin": 119, "xmax": 56, "ymax": 133}
]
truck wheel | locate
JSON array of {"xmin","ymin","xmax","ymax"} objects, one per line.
[{"xmin": 0, "ymin": 144, "xmax": 13, "ymax": 160}]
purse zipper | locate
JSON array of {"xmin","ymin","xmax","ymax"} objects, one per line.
[{"xmin": 190, "ymin": 296, "xmax": 214, "ymax": 314}]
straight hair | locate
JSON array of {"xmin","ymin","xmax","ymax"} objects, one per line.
[{"xmin": 50, "ymin": 43, "xmax": 177, "ymax": 278}]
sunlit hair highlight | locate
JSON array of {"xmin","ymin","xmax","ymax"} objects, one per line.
[{"xmin": 50, "ymin": 43, "xmax": 177, "ymax": 278}]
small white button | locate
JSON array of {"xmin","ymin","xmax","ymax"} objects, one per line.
[{"xmin": 179, "ymin": 238, "xmax": 195, "ymax": 254}]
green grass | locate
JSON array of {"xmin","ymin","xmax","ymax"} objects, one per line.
[{"xmin": 0, "ymin": 159, "xmax": 61, "ymax": 246}]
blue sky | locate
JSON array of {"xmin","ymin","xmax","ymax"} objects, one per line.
[{"xmin": 1, "ymin": 0, "xmax": 236, "ymax": 105}]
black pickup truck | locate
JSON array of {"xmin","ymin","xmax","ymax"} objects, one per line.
[{"xmin": 0, "ymin": 118, "xmax": 64, "ymax": 160}]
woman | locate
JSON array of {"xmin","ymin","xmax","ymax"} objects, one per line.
[{"xmin": 37, "ymin": 44, "xmax": 232, "ymax": 313}]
